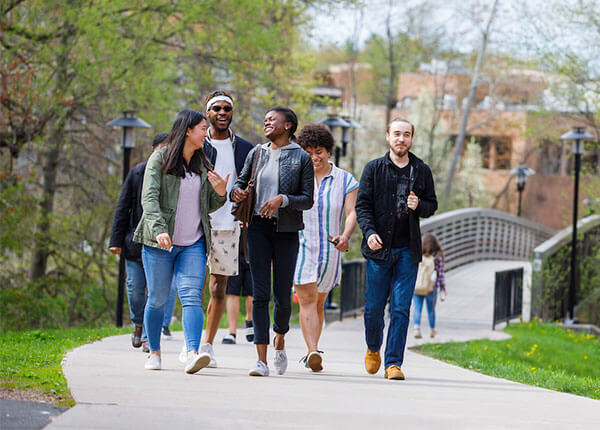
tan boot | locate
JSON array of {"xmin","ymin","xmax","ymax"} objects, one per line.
[
  {"xmin": 384, "ymin": 365, "xmax": 405, "ymax": 380},
  {"xmin": 364, "ymin": 349, "xmax": 381, "ymax": 374}
]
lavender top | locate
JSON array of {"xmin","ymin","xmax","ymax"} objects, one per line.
[{"xmin": 172, "ymin": 171, "xmax": 203, "ymax": 246}]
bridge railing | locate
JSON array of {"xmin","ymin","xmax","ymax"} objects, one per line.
[
  {"xmin": 531, "ymin": 215, "xmax": 600, "ymax": 321},
  {"xmin": 420, "ymin": 208, "xmax": 555, "ymax": 271},
  {"xmin": 335, "ymin": 208, "xmax": 555, "ymax": 320}
]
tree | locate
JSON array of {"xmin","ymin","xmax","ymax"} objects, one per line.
[
  {"xmin": 0, "ymin": 0, "xmax": 322, "ymax": 328},
  {"xmin": 443, "ymin": 0, "xmax": 499, "ymax": 204}
]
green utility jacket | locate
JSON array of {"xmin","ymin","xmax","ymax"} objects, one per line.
[{"xmin": 133, "ymin": 147, "xmax": 226, "ymax": 253}]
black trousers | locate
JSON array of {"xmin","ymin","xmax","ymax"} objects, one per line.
[{"xmin": 247, "ymin": 217, "xmax": 299, "ymax": 345}]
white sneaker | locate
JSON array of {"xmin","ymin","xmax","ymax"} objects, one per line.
[
  {"xmin": 200, "ymin": 343, "xmax": 217, "ymax": 368},
  {"xmin": 178, "ymin": 343, "xmax": 187, "ymax": 363},
  {"xmin": 144, "ymin": 354, "xmax": 161, "ymax": 370},
  {"xmin": 248, "ymin": 360, "xmax": 269, "ymax": 376},
  {"xmin": 273, "ymin": 349, "xmax": 288, "ymax": 375},
  {"xmin": 184, "ymin": 352, "xmax": 211, "ymax": 374}
]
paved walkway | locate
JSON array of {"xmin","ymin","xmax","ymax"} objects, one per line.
[{"xmin": 46, "ymin": 261, "xmax": 599, "ymax": 429}]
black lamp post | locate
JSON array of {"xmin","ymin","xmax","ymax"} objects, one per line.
[
  {"xmin": 320, "ymin": 113, "xmax": 352, "ymax": 166},
  {"xmin": 560, "ymin": 125, "xmax": 593, "ymax": 323},
  {"xmin": 107, "ymin": 110, "xmax": 152, "ymax": 327},
  {"xmin": 509, "ymin": 164, "xmax": 534, "ymax": 217}
]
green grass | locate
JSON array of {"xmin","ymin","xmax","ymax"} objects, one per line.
[
  {"xmin": 0, "ymin": 327, "xmax": 129, "ymax": 407},
  {"xmin": 0, "ymin": 295, "xmax": 303, "ymax": 408},
  {"xmin": 415, "ymin": 320, "xmax": 600, "ymax": 399}
]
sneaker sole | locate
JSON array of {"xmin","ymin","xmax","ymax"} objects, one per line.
[
  {"xmin": 185, "ymin": 354, "xmax": 211, "ymax": 374},
  {"xmin": 249, "ymin": 369, "xmax": 268, "ymax": 376},
  {"xmin": 307, "ymin": 353, "xmax": 323, "ymax": 372}
]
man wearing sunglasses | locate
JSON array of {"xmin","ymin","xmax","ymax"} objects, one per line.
[{"xmin": 189, "ymin": 90, "xmax": 254, "ymax": 368}]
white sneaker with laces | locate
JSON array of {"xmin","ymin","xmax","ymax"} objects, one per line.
[
  {"xmin": 200, "ymin": 343, "xmax": 217, "ymax": 368},
  {"xmin": 184, "ymin": 352, "xmax": 211, "ymax": 374},
  {"xmin": 248, "ymin": 360, "xmax": 269, "ymax": 376},
  {"xmin": 144, "ymin": 354, "xmax": 161, "ymax": 370},
  {"xmin": 178, "ymin": 343, "xmax": 187, "ymax": 363},
  {"xmin": 273, "ymin": 349, "xmax": 288, "ymax": 375}
]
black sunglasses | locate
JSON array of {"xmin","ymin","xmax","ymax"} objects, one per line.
[{"xmin": 210, "ymin": 105, "xmax": 232, "ymax": 113}]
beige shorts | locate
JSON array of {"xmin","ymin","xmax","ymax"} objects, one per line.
[{"xmin": 208, "ymin": 223, "xmax": 240, "ymax": 276}]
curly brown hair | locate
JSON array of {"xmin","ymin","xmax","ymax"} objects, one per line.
[{"xmin": 297, "ymin": 123, "xmax": 334, "ymax": 153}]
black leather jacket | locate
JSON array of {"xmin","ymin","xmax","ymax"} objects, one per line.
[
  {"xmin": 355, "ymin": 151, "xmax": 437, "ymax": 264},
  {"xmin": 231, "ymin": 142, "xmax": 314, "ymax": 232}
]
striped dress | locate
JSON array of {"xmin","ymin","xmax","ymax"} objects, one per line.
[{"xmin": 294, "ymin": 162, "xmax": 359, "ymax": 293}]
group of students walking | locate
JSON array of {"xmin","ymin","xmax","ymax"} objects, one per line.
[{"xmin": 109, "ymin": 89, "xmax": 445, "ymax": 380}]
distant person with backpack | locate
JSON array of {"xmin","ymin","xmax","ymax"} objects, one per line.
[
  {"xmin": 355, "ymin": 117, "xmax": 437, "ymax": 381},
  {"xmin": 413, "ymin": 233, "xmax": 446, "ymax": 339}
]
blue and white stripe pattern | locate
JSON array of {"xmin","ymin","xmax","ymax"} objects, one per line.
[{"xmin": 294, "ymin": 162, "xmax": 358, "ymax": 293}]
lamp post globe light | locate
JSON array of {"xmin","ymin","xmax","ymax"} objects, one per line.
[
  {"xmin": 509, "ymin": 164, "xmax": 535, "ymax": 217},
  {"xmin": 320, "ymin": 113, "xmax": 351, "ymax": 166},
  {"xmin": 559, "ymin": 125, "xmax": 594, "ymax": 323},
  {"xmin": 107, "ymin": 110, "xmax": 152, "ymax": 327}
]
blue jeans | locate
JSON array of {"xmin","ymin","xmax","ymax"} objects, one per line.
[
  {"xmin": 125, "ymin": 259, "xmax": 147, "ymax": 327},
  {"xmin": 364, "ymin": 247, "xmax": 418, "ymax": 368},
  {"xmin": 142, "ymin": 238, "xmax": 207, "ymax": 352},
  {"xmin": 413, "ymin": 290, "xmax": 437, "ymax": 329},
  {"xmin": 163, "ymin": 277, "xmax": 178, "ymax": 328}
]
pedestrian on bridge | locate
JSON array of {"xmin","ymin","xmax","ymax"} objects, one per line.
[
  {"xmin": 413, "ymin": 232, "xmax": 446, "ymax": 339},
  {"xmin": 355, "ymin": 117, "xmax": 437, "ymax": 380}
]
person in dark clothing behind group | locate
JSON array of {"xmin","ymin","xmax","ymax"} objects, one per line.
[
  {"xmin": 355, "ymin": 117, "xmax": 437, "ymax": 381},
  {"xmin": 231, "ymin": 106, "xmax": 314, "ymax": 377},
  {"xmin": 109, "ymin": 133, "xmax": 172, "ymax": 350}
]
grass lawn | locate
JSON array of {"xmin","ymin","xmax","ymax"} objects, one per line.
[
  {"xmin": 0, "ymin": 327, "xmax": 129, "ymax": 407},
  {"xmin": 415, "ymin": 320, "xmax": 600, "ymax": 399}
]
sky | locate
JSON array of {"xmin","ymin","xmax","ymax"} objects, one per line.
[{"xmin": 307, "ymin": 0, "xmax": 588, "ymax": 59}]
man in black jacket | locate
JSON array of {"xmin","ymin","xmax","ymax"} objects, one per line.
[
  {"xmin": 355, "ymin": 118, "xmax": 437, "ymax": 380},
  {"xmin": 109, "ymin": 133, "xmax": 168, "ymax": 349}
]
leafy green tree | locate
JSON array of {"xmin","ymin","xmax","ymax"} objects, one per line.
[{"xmin": 0, "ymin": 0, "xmax": 323, "ymax": 328}]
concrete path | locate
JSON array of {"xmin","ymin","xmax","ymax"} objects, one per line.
[{"xmin": 46, "ymin": 261, "xmax": 600, "ymax": 429}]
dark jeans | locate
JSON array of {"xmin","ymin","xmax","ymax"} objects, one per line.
[
  {"xmin": 248, "ymin": 217, "xmax": 299, "ymax": 345},
  {"xmin": 364, "ymin": 247, "xmax": 418, "ymax": 368}
]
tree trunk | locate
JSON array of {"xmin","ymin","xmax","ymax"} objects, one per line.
[
  {"xmin": 443, "ymin": 0, "xmax": 499, "ymax": 205},
  {"xmin": 29, "ymin": 27, "xmax": 72, "ymax": 281}
]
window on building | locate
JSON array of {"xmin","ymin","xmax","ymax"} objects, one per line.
[{"xmin": 451, "ymin": 135, "xmax": 512, "ymax": 170}]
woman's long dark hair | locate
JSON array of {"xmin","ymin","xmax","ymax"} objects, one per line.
[
  {"xmin": 162, "ymin": 110, "xmax": 212, "ymax": 177},
  {"xmin": 422, "ymin": 233, "xmax": 444, "ymax": 258},
  {"xmin": 266, "ymin": 106, "xmax": 298, "ymax": 142}
]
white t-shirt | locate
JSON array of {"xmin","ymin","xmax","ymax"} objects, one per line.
[{"xmin": 209, "ymin": 138, "xmax": 237, "ymax": 230}]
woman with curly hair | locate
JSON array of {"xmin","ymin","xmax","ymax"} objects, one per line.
[{"xmin": 293, "ymin": 123, "xmax": 359, "ymax": 372}]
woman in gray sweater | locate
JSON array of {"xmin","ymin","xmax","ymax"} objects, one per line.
[{"xmin": 231, "ymin": 106, "xmax": 314, "ymax": 377}]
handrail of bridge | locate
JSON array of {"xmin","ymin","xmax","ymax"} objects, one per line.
[
  {"xmin": 336, "ymin": 208, "xmax": 555, "ymax": 319},
  {"xmin": 420, "ymin": 208, "xmax": 555, "ymax": 271},
  {"xmin": 530, "ymin": 215, "xmax": 600, "ymax": 320},
  {"xmin": 532, "ymin": 215, "xmax": 600, "ymax": 267}
]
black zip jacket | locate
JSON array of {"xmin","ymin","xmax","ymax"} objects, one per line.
[
  {"xmin": 355, "ymin": 151, "xmax": 437, "ymax": 264},
  {"xmin": 109, "ymin": 162, "xmax": 146, "ymax": 262},
  {"xmin": 230, "ymin": 142, "xmax": 314, "ymax": 232},
  {"xmin": 203, "ymin": 133, "xmax": 253, "ymax": 176}
]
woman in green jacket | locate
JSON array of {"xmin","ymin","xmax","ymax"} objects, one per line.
[{"xmin": 134, "ymin": 110, "xmax": 228, "ymax": 373}]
